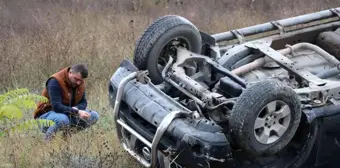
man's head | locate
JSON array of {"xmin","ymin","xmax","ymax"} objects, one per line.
[{"xmin": 68, "ymin": 63, "xmax": 88, "ymax": 88}]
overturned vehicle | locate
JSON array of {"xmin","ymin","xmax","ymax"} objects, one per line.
[{"xmin": 108, "ymin": 8, "xmax": 340, "ymax": 168}]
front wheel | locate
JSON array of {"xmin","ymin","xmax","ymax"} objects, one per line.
[
  {"xmin": 133, "ymin": 15, "xmax": 202, "ymax": 84},
  {"xmin": 229, "ymin": 79, "xmax": 302, "ymax": 156}
]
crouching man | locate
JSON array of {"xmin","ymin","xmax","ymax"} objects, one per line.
[{"xmin": 33, "ymin": 63, "xmax": 99, "ymax": 141}]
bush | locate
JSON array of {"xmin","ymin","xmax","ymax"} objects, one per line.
[{"xmin": 0, "ymin": 88, "xmax": 54, "ymax": 137}]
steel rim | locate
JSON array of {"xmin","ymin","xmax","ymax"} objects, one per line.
[{"xmin": 254, "ymin": 100, "xmax": 291, "ymax": 144}]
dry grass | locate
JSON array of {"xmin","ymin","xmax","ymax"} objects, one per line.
[{"xmin": 0, "ymin": 0, "xmax": 340, "ymax": 167}]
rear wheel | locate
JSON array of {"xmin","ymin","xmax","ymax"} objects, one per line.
[
  {"xmin": 133, "ymin": 15, "xmax": 202, "ymax": 84},
  {"xmin": 229, "ymin": 115, "xmax": 319, "ymax": 168},
  {"xmin": 229, "ymin": 79, "xmax": 302, "ymax": 156}
]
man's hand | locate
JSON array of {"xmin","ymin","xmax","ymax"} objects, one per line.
[{"xmin": 78, "ymin": 110, "xmax": 91, "ymax": 119}]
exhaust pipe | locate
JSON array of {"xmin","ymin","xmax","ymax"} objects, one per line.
[{"xmin": 231, "ymin": 42, "xmax": 340, "ymax": 76}]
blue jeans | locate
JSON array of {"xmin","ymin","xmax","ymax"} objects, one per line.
[{"xmin": 37, "ymin": 109, "xmax": 99, "ymax": 140}]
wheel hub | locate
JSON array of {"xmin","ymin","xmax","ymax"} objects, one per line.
[
  {"xmin": 157, "ymin": 38, "xmax": 190, "ymax": 73},
  {"xmin": 265, "ymin": 115, "xmax": 277, "ymax": 126}
]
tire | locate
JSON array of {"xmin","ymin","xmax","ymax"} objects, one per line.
[
  {"xmin": 253, "ymin": 115, "xmax": 319, "ymax": 168},
  {"xmin": 133, "ymin": 15, "xmax": 202, "ymax": 84},
  {"xmin": 229, "ymin": 79, "xmax": 302, "ymax": 156}
]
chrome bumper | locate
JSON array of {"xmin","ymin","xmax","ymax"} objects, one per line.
[{"xmin": 113, "ymin": 71, "xmax": 186, "ymax": 168}]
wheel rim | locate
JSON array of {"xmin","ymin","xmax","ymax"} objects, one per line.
[
  {"xmin": 156, "ymin": 37, "xmax": 190, "ymax": 74},
  {"xmin": 254, "ymin": 100, "xmax": 291, "ymax": 144}
]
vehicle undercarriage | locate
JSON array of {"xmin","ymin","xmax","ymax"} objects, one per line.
[{"xmin": 109, "ymin": 8, "xmax": 340, "ymax": 168}]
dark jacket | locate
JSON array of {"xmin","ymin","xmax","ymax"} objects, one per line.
[{"xmin": 33, "ymin": 67, "xmax": 86, "ymax": 119}]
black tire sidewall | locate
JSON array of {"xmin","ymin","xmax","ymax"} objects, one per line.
[
  {"xmin": 133, "ymin": 15, "xmax": 202, "ymax": 84},
  {"xmin": 230, "ymin": 79, "xmax": 302, "ymax": 156},
  {"xmin": 147, "ymin": 25, "xmax": 202, "ymax": 84},
  {"xmin": 259, "ymin": 117, "xmax": 319, "ymax": 168},
  {"xmin": 249, "ymin": 93, "xmax": 300, "ymax": 155}
]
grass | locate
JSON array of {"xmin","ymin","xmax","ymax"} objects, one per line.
[{"xmin": 0, "ymin": 0, "xmax": 340, "ymax": 167}]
